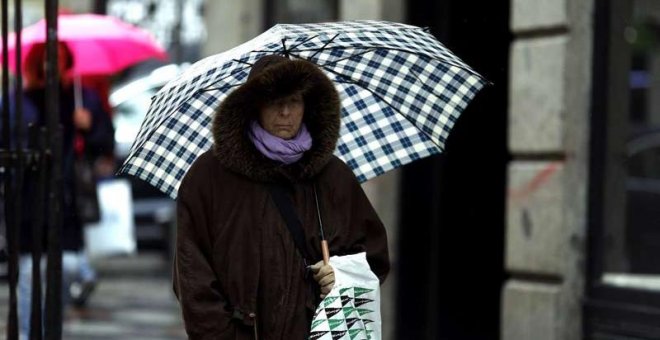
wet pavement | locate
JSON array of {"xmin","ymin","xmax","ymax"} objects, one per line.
[{"xmin": 0, "ymin": 252, "xmax": 186, "ymax": 339}]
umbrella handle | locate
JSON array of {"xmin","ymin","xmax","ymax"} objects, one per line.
[
  {"xmin": 73, "ymin": 75, "xmax": 83, "ymax": 110},
  {"xmin": 314, "ymin": 185, "xmax": 330, "ymax": 265},
  {"xmin": 321, "ymin": 240, "xmax": 330, "ymax": 265}
]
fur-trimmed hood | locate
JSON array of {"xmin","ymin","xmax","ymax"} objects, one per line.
[{"xmin": 212, "ymin": 55, "xmax": 341, "ymax": 182}]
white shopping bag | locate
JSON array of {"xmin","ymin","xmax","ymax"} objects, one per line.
[
  {"xmin": 310, "ymin": 252, "xmax": 381, "ymax": 340},
  {"xmin": 84, "ymin": 178, "xmax": 136, "ymax": 259}
]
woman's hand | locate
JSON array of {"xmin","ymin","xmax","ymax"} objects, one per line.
[
  {"xmin": 310, "ymin": 261, "xmax": 335, "ymax": 299},
  {"xmin": 73, "ymin": 107, "xmax": 92, "ymax": 131}
]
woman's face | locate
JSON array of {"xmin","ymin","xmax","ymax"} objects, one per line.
[
  {"xmin": 24, "ymin": 43, "xmax": 71, "ymax": 88},
  {"xmin": 56, "ymin": 44, "xmax": 71, "ymax": 74},
  {"xmin": 43, "ymin": 44, "xmax": 71, "ymax": 76},
  {"xmin": 258, "ymin": 92, "xmax": 305, "ymax": 140}
]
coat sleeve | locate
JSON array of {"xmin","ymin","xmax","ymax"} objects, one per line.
[
  {"xmin": 173, "ymin": 160, "xmax": 239, "ymax": 340},
  {"xmin": 331, "ymin": 159, "xmax": 391, "ymax": 284},
  {"xmin": 351, "ymin": 178, "xmax": 390, "ymax": 283},
  {"xmin": 81, "ymin": 88, "xmax": 114, "ymax": 158}
]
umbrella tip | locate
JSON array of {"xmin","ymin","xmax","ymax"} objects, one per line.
[{"xmin": 281, "ymin": 38, "xmax": 291, "ymax": 59}]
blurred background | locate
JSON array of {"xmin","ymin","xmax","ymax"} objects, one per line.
[{"xmin": 1, "ymin": 0, "xmax": 659, "ymax": 339}]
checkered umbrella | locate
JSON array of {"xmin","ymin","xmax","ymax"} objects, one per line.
[{"xmin": 118, "ymin": 20, "xmax": 487, "ymax": 198}]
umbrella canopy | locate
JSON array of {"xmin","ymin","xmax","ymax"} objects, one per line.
[
  {"xmin": 1, "ymin": 14, "xmax": 167, "ymax": 75},
  {"xmin": 119, "ymin": 20, "xmax": 487, "ymax": 198}
]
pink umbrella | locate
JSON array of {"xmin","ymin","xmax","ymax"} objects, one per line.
[{"xmin": 1, "ymin": 13, "xmax": 168, "ymax": 75}]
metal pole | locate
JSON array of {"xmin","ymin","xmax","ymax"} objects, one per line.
[
  {"xmin": 29, "ymin": 126, "xmax": 46, "ymax": 340},
  {"xmin": 14, "ymin": 0, "xmax": 23, "ymax": 155},
  {"xmin": 172, "ymin": 0, "xmax": 184, "ymax": 63},
  {"xmin": 2, "ymin": 0, "xmax": 19, "ymax": 337},
  {"xmin": 93, "ymin": 0, "xmax": 107, "ymax": 15},
  {"xmin": 12, "ymin": 0, "xmax": 28, "ymax": 339},
  {"xmin": 43, "ymin": 0, "xmax": 63, "ymax": 338}
]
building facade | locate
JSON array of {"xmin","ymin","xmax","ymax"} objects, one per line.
[
  {"xmin": 45, "ymin": 0, "xmax": 657, "ymax": 338},
  {"xmin": 14, "ymin": 0, "xmax": 649, "ymax": 338},
  {"xmin": 504, "ymin": 0, "xmax": 592, "ymax": 338}
]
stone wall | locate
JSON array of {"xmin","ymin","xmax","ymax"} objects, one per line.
[
  {"xmin": 202, "ymin": 0, "xmax": 264, "ymax": 58},
  {"xmin": 503, "ymin": 0, "xmax": 593, "ymax": 339}
]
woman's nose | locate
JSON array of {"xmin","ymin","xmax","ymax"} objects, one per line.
[{"xmin": 279, "ymin": 103, "xmax": 292, "ymax": 116}]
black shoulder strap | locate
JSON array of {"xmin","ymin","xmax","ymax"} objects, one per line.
[{"xmin": 268, "ymin": 184, "xmax": 311, "ymax": 261}]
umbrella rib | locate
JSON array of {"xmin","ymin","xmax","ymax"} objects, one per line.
[
  {"xmin": 303, "ymin": 47, "xmax": 483, "ymax": 114},
  {"xmin": 200, "ymin": 64, "xmax": 251, "ymax": 92},
  {"xmin": 130, "ymin": 65, "xmax": 249, "ymax": 154},
  {"xmin": 288, "ymin": 51, "xmax": 444, "ymax": 147},
  {"xmin": 201, "ymin": 82, "xmax": 241, "ymax": 93},
  {"xmin": 232, "ymin": 58, "xmax": 254, "ymax": 67},
  {"xmin": 131, "ymin": 62, "xmax": 251, "ymax": 157},
  {"xmin": 292, "ymin": 45, "xmax": 483, "ymax": 79},
  {"xmin": 245, "ymin": 32, "xmax": 337, "ymax": 56},
  {"xmin": 241, "ymin": 33, "xmax": 339, "ymax": 60},
  {"xmin": 307, "ymin": 33, "xmax": 340, "ymax": 60},
  {"xmin": 314, "ymin": 48, "xmax": 378, "ymax": 68},
  {"xmin": 314, "ymin": 63, "xmax": 444, "ymax": 150},
  {"xmin": 236, "ymin": 41, "xmax": 314, "ymax": 58},
  {"xmin": 281, "ymin": 38, "xmax": 290, "ymax": 58},
  {"xmin": 245, "ymin": 49, "xmax": 284, "ymax": 55},
  {"xmin": 287, "ymin": 34, "xmax": 321, "ymax": 52},
  {"xmin": 304, "ymin": 47, "xmax": 468, "ymax": 119}
]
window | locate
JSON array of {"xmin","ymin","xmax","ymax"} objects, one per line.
[{"xmin": 587, "ymin": 0, "xmax": 660, "ymax": 338}]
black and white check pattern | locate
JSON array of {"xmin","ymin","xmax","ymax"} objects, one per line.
[{"xmin": 119, "ymin": 20, "xmax": 486, "ymax": 198}]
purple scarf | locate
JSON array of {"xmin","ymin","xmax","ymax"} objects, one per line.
[{"xmin": 248, "ymin": 120, "xmax": 312, "ymax": 164}]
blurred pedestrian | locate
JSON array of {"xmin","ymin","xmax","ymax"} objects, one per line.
[
  {"xmin": 174, "ymin": 55, "xmax": 390, "ymax": 339},
  {"xmin": 3, "ymin": 41, "xmax": 114, "ymax": 338},
  {"xmin": 69, "ymin": 74, "xmax": 117, "ymax": 308}
]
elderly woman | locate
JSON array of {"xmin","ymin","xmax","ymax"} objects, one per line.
[{"xmin": 174, "ymin": 55, "xmax": 390, "ymax": 339}]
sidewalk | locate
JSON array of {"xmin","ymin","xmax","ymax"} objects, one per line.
[{"xmin": 0, "ymin": 252, "xmax": 185, "ymax": 339}]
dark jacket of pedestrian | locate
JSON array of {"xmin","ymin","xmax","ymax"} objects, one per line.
[
  {"xmin": 2, "ymin": 42, "xmax": 114, "ymax": 253},
  {"xmin": 174, "ymin": 55, "xmax": 390, "ymax": 339},
  {"xmin": 15, "ymin": 85, "xmax": 113, "ymax": 252}
]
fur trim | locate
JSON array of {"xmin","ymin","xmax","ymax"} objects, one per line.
[{"xmin": 212, "ymin": 58, "xmax": 341, "ymax": 182}]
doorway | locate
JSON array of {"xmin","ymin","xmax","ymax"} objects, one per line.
[{"xmin": 398, "ymin": 1, "xmax": 511, "ymax": 339}]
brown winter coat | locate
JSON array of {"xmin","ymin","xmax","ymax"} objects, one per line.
[{"xmin": 173, "ymin": 56, "xmax": 390, "ymax": 340}]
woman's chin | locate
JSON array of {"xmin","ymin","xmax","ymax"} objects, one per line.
[{"xmin": 274, "ymin": 130, "xmax": 295, "ymax": 140}]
